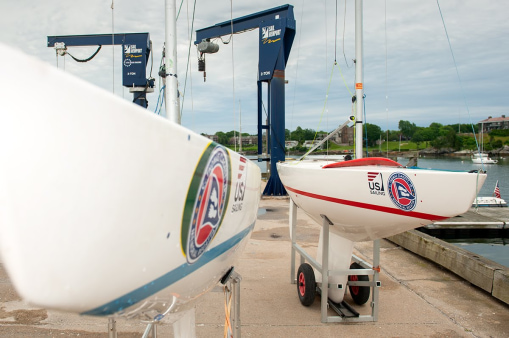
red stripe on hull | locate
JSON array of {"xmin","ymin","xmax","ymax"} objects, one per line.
[{"xmin": 285, "ymin": 186, "xmax": 448, "ymax": 221}]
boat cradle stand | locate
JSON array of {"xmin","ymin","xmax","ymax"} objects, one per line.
[
  {"xmin": 289, "ymin": 200, "xmax": 381, "ymax": 323},
  {"xmin": 106, "ymin": 270, "xmax": 243, "ymax": 338}
]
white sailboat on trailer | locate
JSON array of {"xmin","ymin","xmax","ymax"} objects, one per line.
[
  {"xmin": 0, "ymin": 0, "xmax": 260, "ymax": 324},
  {"xmin": 277, "ymin": 0, "xmax": 487, "ymax": 305}
]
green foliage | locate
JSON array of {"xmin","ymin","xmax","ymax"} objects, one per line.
[
  {"xmin": 450, "ymin": 123, "xmax": 478, "ymax": 134},
  {"xmin": 288, "ymin": 126, "xmax": 317, "ymax": 144},
  {"xmin": 492, "ymin": 139, "xmax": 503, "ymax": 149},
  {"xmin": 490, "ymin": 129, "xmax": 509, "ymax": 137},
  {"xmin": 460, "ymin": 135, "xmax": 477, "ymax": 150},
  {"xmin": 386, "ymin": 130, "xmax": 400, "ymax": 141},
  {"xmin": 411, "ymin": 129, "xmax": 426, "ymax": 149},
  {"xmin": 211, "ymin": 120, "xmax": 503, "ymax": 152},
  {"xmin": 214, "ymin": 131, "xmax": 229, "ymax": 145},
  {"xmin": 430, "ymin": 136, "xmax": 447, "ymax": 150},
  {"xmin": 398, "ymin": 120, "xmax": 418, "ymax": 139},
  {"xmin": 363, "ymin": 123, "xmax": 382, "ymax": 147}
]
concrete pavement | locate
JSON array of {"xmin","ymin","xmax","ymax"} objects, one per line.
[{"xmin": 1, "ymin": 196, "xmax": 508, "ymax": 337}]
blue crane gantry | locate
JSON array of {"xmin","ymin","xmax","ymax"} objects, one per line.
[
  {"xmin": 47, "ymin": 33, "xmax": 154, "ymax": 108},
  {"xmin": 194, "ymin": 5, "xmax": 296, "ymax": 196}
]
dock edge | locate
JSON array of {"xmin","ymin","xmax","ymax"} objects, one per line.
[{"xmin": 387, "ymin": 230, "xmax": 509, "ymax": 305}]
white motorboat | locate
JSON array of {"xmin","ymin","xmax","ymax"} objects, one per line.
[
  {"xmin": 472, "ymin": 153, "xmax": 498, "ymax": 164},
  {"xmin": 473, "ymin": 197, "xmax": 507, "ymax": 207},
  {"xmin": 277, "ymin": 0, "xmax": 487, "ymax": 304},
  {"xmin": 473, "ymin": 180, "xmax": 506, "ymax": 206},
  {"xmin": 0, "ymin": 0, "xmax": 260, "ymax": 320}
]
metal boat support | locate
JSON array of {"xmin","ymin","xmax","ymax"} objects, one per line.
[
  {"xmin": 213, "ymin": 271, "xmax": 243, "ymax": 338},
  {"xmin": 289, "ymin": 200, "xmax": 381, "ymax": 323}
]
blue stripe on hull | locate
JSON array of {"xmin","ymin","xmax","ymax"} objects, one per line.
[{"xmin": 82, "ymin": 222, "xmax": 255, "ymax": 316}]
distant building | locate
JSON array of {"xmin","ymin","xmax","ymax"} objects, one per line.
[
  {"xmin": 316, "ymin": 132, "xmax": 328, "ymax": 140},
  {"xmin": 204, "ymin": 134, "xmax": 219, "ymax": 142},
  {"xmin": 228, "ymin": 135, "xmax": 257, "ymax": 145},
  {"xmin": 285, "ymin": 140, "xmax": 298, "ymax": 148},
  {"xmin": 340, "ymin": 126, "xmax": 354, "ymax": 145},
  {"xmin": 479, "ymin": 115, "xmax": 509, "ymax": 132},
  {"xmin": 303, "ymin": 140, "xmax": 321, "ymax": 149}
]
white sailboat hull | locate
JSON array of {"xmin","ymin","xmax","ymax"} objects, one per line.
[
  {"xmin": 0, "ymin": 44, "xmax": 261, "ymax": 317},
  {"xmin": 277, "ymin": 159, "xmax": 486, "ymax": 242}
]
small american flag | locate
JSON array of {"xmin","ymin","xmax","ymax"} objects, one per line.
[{"xmin": 494, "ymin": 180, "xmax": 501, "ymax": 199}]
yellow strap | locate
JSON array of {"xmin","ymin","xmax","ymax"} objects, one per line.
[{"xmin": 223, "ymin": 286, "xmax": 233, "ymax": 337}]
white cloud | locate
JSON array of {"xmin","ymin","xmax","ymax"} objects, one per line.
[{"xmin": 1, "ymin": 0, "xmax": 507, "ymax": 134}]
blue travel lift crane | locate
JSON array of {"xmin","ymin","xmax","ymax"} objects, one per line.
[
  {"xmin": 194, "ymin": 4, "xmax": 296, "ymax": 196},
  {"xmin": 47, "ymin": 33, "xmax": 154, "ymax": 108}
]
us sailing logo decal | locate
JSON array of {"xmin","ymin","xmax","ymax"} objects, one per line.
[
  {"xmin": 181, "ymin": 144, "xmax": 231, "ymax": 264},
  {"xmin": 368, "ymin": 172, "xmax": 385, "ymax": 195},
  {"xmin": 387, "ymin": 172, "xmax": 417, "ymax": 211}
]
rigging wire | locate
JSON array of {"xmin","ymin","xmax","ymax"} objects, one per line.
[
  {"xmin": 289, "ymin": 0, "xmax": 305, "ymax": 152},
  {"xmin": 176, "ymin": 0, "xmax": 185, "ymax": 19},
  {"xmin": 179, "ymin": 0, "xmax": 197, "ymax": 121},
  {"xmin": 156, "ymin": 45, "xmax": 166, "ymax": 115},
  {"xmin": 111, "ymin": 0, "xmax": 115, "ymax": 94},
  {"xmin": 436, "ymin": 0, "xmax": 483, "ymax": 169},
  {"xmin": 311, "ymin": 62, "xmax": 353, "ymax": 147},
  {"xmin": 310, "ymin": 0, "xmax": 354, "ymax": 155},
  {"xmin": 154, "ymin": 85, "xmax": 166, "ymax": 115},
  {"xmin": 186, "ymin": 0, "xmax": 195, "ymax": 130},
  {"xmin": 324, "ymin": 1, "xmax": 328, "ymax": 77},
  {"xmin": 363, "ymin": 95, "xmax": 368, "ymax": 157},
  {"xmin": 342, "ymin": 0, "xmax": 351, "ymax": 68},
  {"xmin": 334, "ymin": 0, "xmax": 338, "ymax": 62},
  {"xmin": 230, "ymin": 0, "xmax": 236, "ymax": 152},
  {"xmin": 149, "ymin": 40, "xmax": 154, "ymax": 79}
]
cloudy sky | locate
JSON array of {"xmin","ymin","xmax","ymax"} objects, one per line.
[{"xmin": 1, "ymin": 0, "xmax": 507, "ymax": 135}]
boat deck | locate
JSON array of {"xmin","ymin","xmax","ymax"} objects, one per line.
[{"xmin": 1, "ymin": 196, "xmax": 508, "ymax": 337}]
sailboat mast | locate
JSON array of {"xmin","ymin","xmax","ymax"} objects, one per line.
[
  {"xmin": 239, "ymin": 100, "xmax": 242, "ymax": 152},
  {"xmin": 165, "ymin": 0, "xmax": 181, "ymax": 124},
  {"xmin": 354, "ymin": 0, "xmax": 364, "ymax": 159}
]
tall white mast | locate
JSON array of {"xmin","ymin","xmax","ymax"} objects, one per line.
[
  {"xmin": 165, "ymin": 0, "xmax": 181, "ymax": 124},
  {"xmin": 354, "ymin": 0, "xmax": 364, "ymax": 159},
  {"xmin": 239, "ymin": 100, "xmax": 242, "ymax": 153}
]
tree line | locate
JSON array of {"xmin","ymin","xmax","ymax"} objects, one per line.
[
  {"xmin": 284, "ymin": 120, "xmax": 488, "ymax": 151},
  {"xmin": 207, "ymin": 120, "xmax": 509, "ymax": 151}
]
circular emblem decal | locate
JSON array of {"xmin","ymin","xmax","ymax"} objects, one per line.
[
  {"xmin": 181, "ymin": 144, "xmax": 231, "ymax": 264},
  {"xmin": 387, "ymin": 172, "xmax": 417, "ymax": 211}
]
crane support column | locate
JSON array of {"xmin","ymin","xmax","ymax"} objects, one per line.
[{"xmin": 195, "ymin": 5, "xmax": 295, "ymax": 195}]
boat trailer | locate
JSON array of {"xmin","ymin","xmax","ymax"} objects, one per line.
[{"xmin": 289, "ymin": 200, "xmax": 381, "ymax": 323}]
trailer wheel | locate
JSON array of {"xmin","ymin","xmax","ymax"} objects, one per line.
[
  {"xmin": 348, "ymin": 262, "xmax": 370, "ymax": 305},
  {"xmin": 297, "ymin": 263, "xmax": 316, "ymax": 306}
]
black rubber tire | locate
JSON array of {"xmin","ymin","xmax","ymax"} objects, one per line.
[
  {"xmin": 297, "ymin": 263, "xmax": 316, "ymax": 306},
  {"xmin": 348, "ymin": 262, "xmax": 370, "ymax": 305}
]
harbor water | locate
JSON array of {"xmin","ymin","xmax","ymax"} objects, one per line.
[
  {"xmin": 251, "ymin": 155, "xmax": 509, "ymax": 267},
  {"xmin": 416, "ymin": 155, "xmax": 509, "ymax": 268}
]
